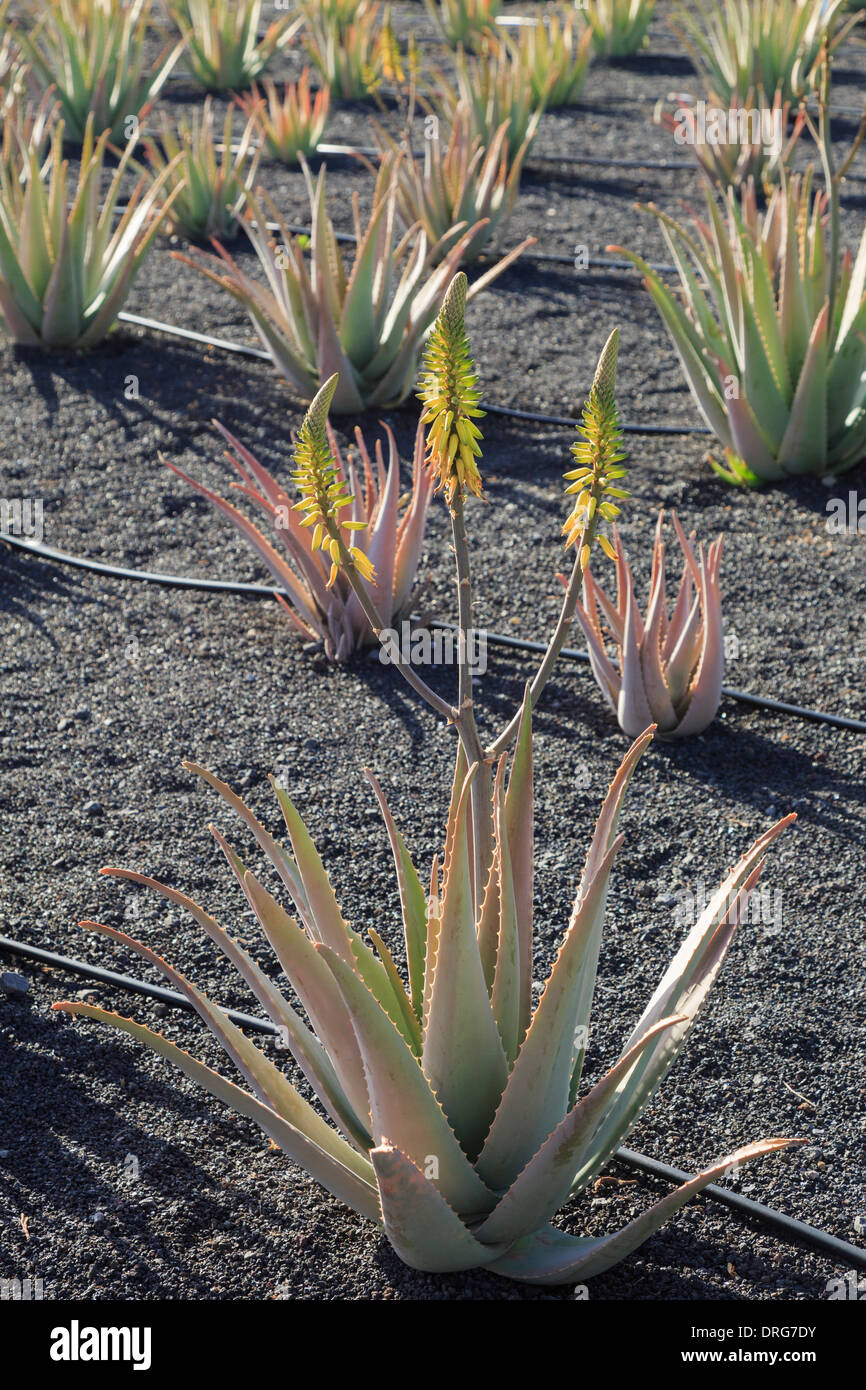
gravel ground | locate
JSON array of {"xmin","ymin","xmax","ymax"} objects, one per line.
[{"xmin": 1, "ymin": 2, "xmax": 865, "ymax": 1302}]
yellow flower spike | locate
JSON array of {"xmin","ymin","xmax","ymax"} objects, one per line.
[
  {"xmin": 290, "ymin": 373, "xmax": 376, "ymax": 584},
  {"xmin": 562, "ymin": 328, "xmax": 630, "ymax": 564},
  {"xmin": 417, "ymin": 272, "xmax": 485, "ymax": 504}
]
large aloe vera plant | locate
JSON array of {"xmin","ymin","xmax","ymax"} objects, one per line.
[
  {"xmin": 176, "ymin": 162, "xmax": 525, "ymax": 413},
  {"xmin": 56, "ymin": 281, "xmax": 800, "ymax": 1282},
  {"xmin": 613, "ymin": 63, "xmax": 866, "ymax": 484},
  {"xmin": 0, "ymin": 114, "xmax": 178, "ymax": 347}
]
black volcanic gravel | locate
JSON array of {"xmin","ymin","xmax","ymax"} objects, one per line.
[{"xmin": 0, "ymin": 1, "xmax": 864, "ymax": 1302}]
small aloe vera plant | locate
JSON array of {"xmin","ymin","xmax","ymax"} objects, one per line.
[
  {"xmin": 237, "ymin": 72, "xmax": 330, "ymax": 165},
  {"xmin": 513, "ymin": 9, "xmax": 593, "ymax": 107},
  {"xmin": 140, "ymin": 99, "xmax": 261, "ymax": 241},
  {"xmin": 0, "ymin": 114, "xmax": 179, "ymax": 347},
  {"xmin": 423, "ymin": 0, "xmax": 501, "ymax": 51},
  {"xmin": 12, "ymin": 0, "xmax": 185, "ymax": 144},
  {"xmin": 166, "ymin": 0, "xmax": 301, "ymax": 93},
  {"xmin": 374, "ymin": 102, "xmax": 535, "ymax": 265},
  {"xmin": 164, "ymin": 417, "xmax": 433, "ymax": 660},
  {"xmin": 434, "ymin": 35, "xmax": 546, "ymax": 160},
  {"xmin": 582, "ymin": 0, "xmax": 657, "ymax": 57},
  {"xmin": 302, "ymin": 0, "xmax": 401, "ymax": 102},
  {"xmin": 175, "ymin": 161, "xmax": 525, "ymax": 413},
  {"xmin": 654, "ymin": 88, "xmax": 805, "ymax": 193},
  {"xmin": 575, "ymin": 511, "xmax": 725, "ymax": 739},
  {"xmin": 56, "ymin": 279, "xmax": 801, "ymax": 1282},
  {"xmin": 613, "ymin": 56, "xmax": 866, "ymax": 484}
]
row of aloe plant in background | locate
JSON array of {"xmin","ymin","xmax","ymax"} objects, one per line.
[{"xmin": 55, "ymin": 281, "xmax": 801, "ymax": 1282}]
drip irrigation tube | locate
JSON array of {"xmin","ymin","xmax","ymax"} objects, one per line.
[
  {"xmin": 2, "ymin": 929, "xmax": 864, "ymax": 1273},
  {"xmin": 4, "ymin": 533, "xmax": 865, "ymax": 735},
  {"xmin": 113, "ymin": 310, "xmax": 709, "ymax": 436}
]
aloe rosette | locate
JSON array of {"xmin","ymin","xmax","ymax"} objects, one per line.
[
  {"xmin": 164, "ymin": 417, "xmax": 433, "ymax": 660},
  {"xmin": 166, "ymin": 0, "xmax": 301, "ymax": 93},
  {"xmin": 176, "ymin": 161, "xmax": 525, "ymax": 413},
  {"xmin": 613, "ymin": 167, "xmax": 866, "ymax": 484},
  {"xmin": 0, "ymin": 114, "xmax": 180, "ymax": 347},
  {"xmin": 55, "ymin": 714, "xmax": 800, "ymax": 1283},
  {"xmin": 575, "ymin": 511, "xmax": 725, "ymax": 739},
  {"xmin": 582, "ymin": 0, "xmax": 657, "ymax": 57},
  {"xmin": 13, "ymin": 0, "xmax": 184, "ymax": 144}
]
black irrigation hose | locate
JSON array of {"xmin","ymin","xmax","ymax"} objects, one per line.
[
  {"xmin": 2, "ymin": 929, "xmax": 864, "ymax": 1273},
  {"xmin": 4, "ymin": 533, "xmax": 865, "ymax": 735},
  {"xmin": 114, "ymin": 310, "xmax": 707, "ymax": 436}
]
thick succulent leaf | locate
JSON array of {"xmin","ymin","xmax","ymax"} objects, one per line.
[
  {"xmin": 777, "ymin": 303, "xmax": 828, "ymax": 475},
  {"xmin": 485, "ymin": 1138, "xmax": 800, "ymax": 1284},
  {"xmin": 319, "ymin": 946, "xmax": 496, "ymax": 1217},
  {"xmin": 476, "ymin": 1016, "xmax": 685, "ymax": 1245},
  {"xmin": 100, "ymin": 863, "xmax": 366, "ymax": 1149},
  {"xmin": 422, "ymin": 767, "xmax": 509, "ymax": 1160},
  {"xmin": 490, "ymin": 758, "xmax": 521, "ymax": 1065},
  {"xmin": 365, "ymin": 771, "xmax": 427, "ymax": 1022},
  {"xmin": 371, "ymin": 1144, "xmax": 508, "ymax": 1273},
  {"xmin": 183, "ymin": 761, "xmax": 309, "ymax": 917},
  {"xmin": 74, "ymin": 920, "xmax": 372, "ymax": 1183},
  {"xmin": 54, "ymin": 1003, "xmax": 380, "ymax": 1221},
  {"xmin": 503, "ymin": 683, "xmax": 534, "ymax": 1041},
  {"xmin": 476, "ymin": 834, "xmax": 623, "ymax": 1191},
  {"xmin": 241, "ymin": 867, "xmax": 372, "ymax": 1137}
]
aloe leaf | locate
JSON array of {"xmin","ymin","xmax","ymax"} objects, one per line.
[
  {"xmin": 503, "ymin": 683, "xmax": 533, "ymax": 1042},
  {"xmin": 75, "ymin": 919, "xmax": 371, "ymax": 1182},
  {"xmin": 777, "ymin": 303, "xmax": 829, "ymax": 475},
  {"xmin": 365, "ymin": 771, "xmax": 427, "ymax": 1021},
  {"xmin": 54, "ymin": 1003, "xmax": 380, "ymax": 1221},
  {"xmin": 99, "ymin": 864, "xmax": 366, "ymax": 1147},
  {"xmin": 422, "ymin": 767, "xmax": 509, "ymax": 1159},
  {"xmin": 476, "ymin": 832, "xmax": 623, "ymax": 1191},
  {"xmin": 476, "ymin": 1016, "xmax": 685, "ymax": 1244},
  {"xmin": 319, "ymin": 945, "xmax": 497, "ymax": 1215},
  {"xmin": 491, "ymin": 756, "xmax": 521, "ymax": 1065},
  {"xmin": 371, "ymin": 1144, "xmax": 508, "ymax": 1272},
  {"xmin": 486, "ymin": 1139, "xmax": 800, "ymax": 1284}
]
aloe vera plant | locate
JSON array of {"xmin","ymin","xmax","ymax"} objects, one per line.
[
  {"xmin": 238, "ymin": 72, "xmax": 330, "ymax": 165},
  {"xmin": 166, "ymin": 0, "xmax": 301, "ymax": 93},
  {"xmin": 434, "ymin": 35, "xmax": 546, "ymax": 159},
  {"xmin": 141, "ymin": 99, "xmax": 260, "ymax": 241},
  {"xmin": 12, "ymin": 0, "xmax": 184, "ymax": 144},
  {"xmin": 654, "ymin": 88, "xmax": 805, "ymax": 193},
  {"xmin": 0, "ymin": 114, "xmax": 179, "ymax": 347},
  {"xmin": 423, "ymin": 0, "xmax": 500, "ymax": 50},
  {"xmin": 582, "ymin": 0, "xmax": 657, "ymax": 57},
  {"xmin": 613, "ymin": 60, "xmax": 866, "ymax": 483},
  {"xmin": 164, "ymin": 418, "xmax": 433, "ymax": 659},
  {"xmin": 303, "ymin": 0, "xmax": 400, "ymax": 101},
  {"xmin": 175, "ymin": 162, "xmax": 525, "ymax": 413},
  {"xmin": 375, "ymin": 103, "xmax": 535, "ymax": 265},
  {"xmin": 513, "ymin": 9, "xmax": 593, "ymax": 107},
  {"xmin": 575, "ymin": 512, "xmax": 725, "ymax": 739},
  {"xmin": 56, "ymin": 289, "xmax": 801, "ymax": 1280},
  {"xmin": 676, "ymin": 0, "xmax": 852, "ymax": 105}
]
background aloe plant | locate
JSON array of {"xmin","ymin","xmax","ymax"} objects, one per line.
[
  {"xmin": 12, "ymin": 0, "xmax": 184, "ymax": 144},
  {"xmin": 675, "ymin": 0, "xmax": 852, "ymax": 105},
  {"xmin": 576, "ymin": 511, "xmax": 725, "ymax": 739},
  {"xmin": 238, "ymin": 72, "xmax": 330, "ymax": 165},
  {"xmin": 375, "ymin": 103, "xmax": 535, "ymax": 265},
  {"xmin": 423, "ymin": 0, "xmax": 500, "ymax": 51},
  {"xmin": 166, "ymin": 0, "xmax": 301, "ymax": 93},
  {"xmin": 141, "ymin": 99, "xmax": 261, "ymax": 241},
  {"xmin": 513, "ymin": 9, "xmax": 593, "ymax": 107},
  {"xmin": 55, "ymin": 305, "xmax": 801, "ymax": 1281},
  {"xmin": 175, "ymin": 162, "xmax": 525, "ymax": 413},
  {"xmin": 164, "ymin": 418, "xmax": 433, "ymax": 659},
  {"xmin": 302, "ymin": 0, "xmax": 399, "ymax": 101},
  {"xmin": 614, "ymin": 55, "xmax": 866, "ymax": 484},
  {"xmin": 654, "ymin": 88, "xmax": 805, "ymax": 193},
  {"xmin": 582, "ymin": 0, "xmax": 658, "ymax": 57},
  {"xmin": 434, "ymin": 35, "xmax": 546, "ymax": 159},
  {"xmin": 0, "ymin": 114, "xmax": 179, "ymax": 346}
]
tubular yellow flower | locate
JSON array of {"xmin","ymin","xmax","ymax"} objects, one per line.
[
  {"xmin": 291, "ymin": 374, "xmax": 376, "ymax": 588},
  {"xmin": 563, "ymin": 328, "xmax": 629, "ymax": 560},
  {"xmin": 418, "ymin": 272, "xmax": 485, "ymax": 503}
]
